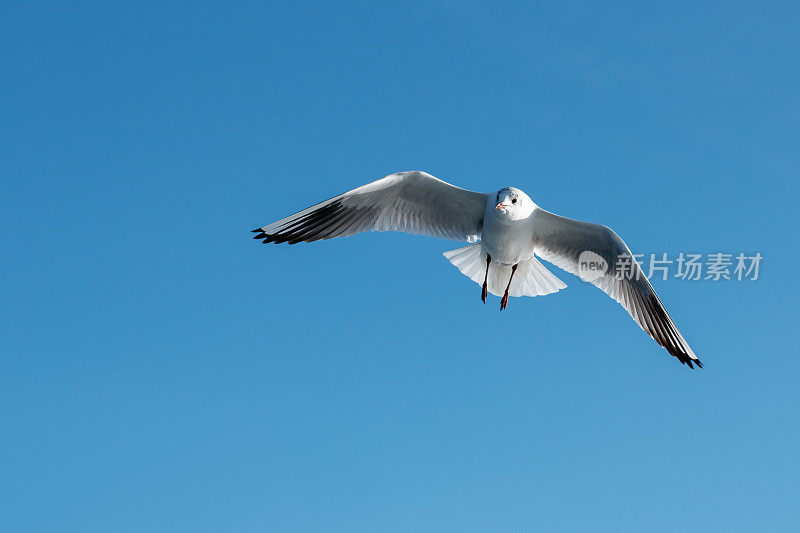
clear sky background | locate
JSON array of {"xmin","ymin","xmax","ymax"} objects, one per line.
[{"xmin": 2, "ymin": 1, "xmax": 798, "ymax": 531}]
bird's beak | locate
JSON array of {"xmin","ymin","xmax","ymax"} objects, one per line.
[{"xmin": 495, "ymin": 203, "xmax": 508, "ymax": 210}]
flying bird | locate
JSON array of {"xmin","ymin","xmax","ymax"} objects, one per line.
[{"xmin": 252, "ymin": 171, "xmax": 701, "ymax": 368}]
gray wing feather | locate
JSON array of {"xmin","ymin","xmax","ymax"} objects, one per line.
[
  {"xmin": 531, "ymin": 207, "xmax": 701, "ymax": 368},
  {"xmin": 253, "ymin": 171, "xmax": 488, "ymax": 244}
]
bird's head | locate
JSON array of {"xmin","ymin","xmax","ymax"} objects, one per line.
[{"xmin": 493, "ymin": 187, "xmax": 535, "ymax": 220}]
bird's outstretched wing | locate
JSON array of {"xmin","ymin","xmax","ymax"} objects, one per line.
[
  {"xmin": 253, "ymin": 171, "xmax": 488, "ymax": 244},
  {"xmin": 531, "ymin": 207, "xmax": 701, "ymax": 368}
]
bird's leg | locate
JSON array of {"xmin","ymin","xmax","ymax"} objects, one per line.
[
  {"xmin": 500, "ymin": 263, "xmax": 519, "ymax": 311},
  {"xmin": 482, "ymin": 254, "xmax": 492, "ymax": 303}
]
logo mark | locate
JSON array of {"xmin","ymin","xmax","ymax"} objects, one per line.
[{"xmin": 578, "ymin": 250, "xmax": 608, "ymax": 282}]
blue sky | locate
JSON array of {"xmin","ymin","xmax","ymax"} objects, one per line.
[{"xmin": 2, "ymin": 1, "xmax": 798, "ymax": 531}]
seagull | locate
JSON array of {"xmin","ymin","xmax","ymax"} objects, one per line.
[{"xmin": 252, "ymin": 171, "xmax": 701, "ymax": 369}]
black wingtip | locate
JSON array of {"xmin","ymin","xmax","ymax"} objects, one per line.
[
  {"xmin": 251, "ymin": 228, "xmax": 262, "ymax": 233},
  {"xmin": 680, "ymin": 356, "xmax": 703, "ymax": 370}
]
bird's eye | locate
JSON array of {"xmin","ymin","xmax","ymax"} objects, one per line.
[{"xmin": 512, "ymin": 198, "xmax": 517, "ymax": 204}]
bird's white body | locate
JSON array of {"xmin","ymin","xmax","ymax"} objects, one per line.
[
  {"xmin": 481, "ymin": 187, "xmax": 537, "ymax": 265},
  {"xmin": 482, "ymin": 213, "xmax": 536, "ymax": 265},
  {"xmin": 253, "ymin": 171, "xmax": 702, "ymax": 368},
  {"xmin": 442, "ymin": 186, "xmax": 566, "ymax": 300}
]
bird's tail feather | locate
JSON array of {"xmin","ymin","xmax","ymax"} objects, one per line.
[{"xmin": 443, "ymin": 243, "xmax": 566, "ymax": 298}]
